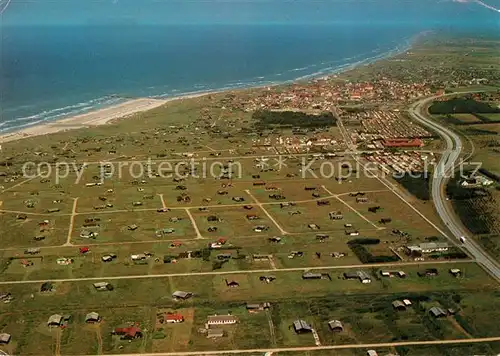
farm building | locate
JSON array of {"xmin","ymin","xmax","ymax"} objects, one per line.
[
  {"xmin": 85, "ymin": 312, "xmax": 101, "ymax": 323},
  {"xmin": 328, "ymin": 320, "xmax": 344, "ymax": 332},
  {"xmin": 47, "ymin": 314, "xmax": 63, "ymax": 327},
  {"xmin": 293, "ymin": 320, "xmax": 312, "ymax": 334},
  {"xmin": 207, "ymin": 315, "xmax": 238, "ymax": 325},
  {"xmin": 449, "ymin": 268, "xmax": 462, "ymax": 277}
]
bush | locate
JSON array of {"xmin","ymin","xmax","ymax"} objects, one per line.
[{"xmin": 347, "ymin": 238, "xmax": 380, "ymax": 245}]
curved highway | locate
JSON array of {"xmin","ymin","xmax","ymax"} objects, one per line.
[{"xmin": 408, "ymin": 92, "xmax": 500, "ymax": 280}]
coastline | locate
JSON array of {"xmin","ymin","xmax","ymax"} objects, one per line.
[{"xmin": 0, "ymin": 32, "xmax": 422, "ymax": 145}]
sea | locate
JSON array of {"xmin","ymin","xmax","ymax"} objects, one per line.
[{"xmin": 0, "ymin": 22, "xmax": 495, "ymax": 133}]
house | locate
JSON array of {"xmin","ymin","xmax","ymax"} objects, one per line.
[
  {"xmin": 93, "ymin": 282, "xmax": 113, "ymax": 291},
  {"xmin": 293, "ymin": 319, "xmax": 312, "ymax": 334},
  {"xmin": 328, "ymin": 211, "xmax": 343, "ymax": 220},
  {"xmin": 358, "ymin": 271, "xmax": 372, "ymax": 283},
  {"xmin": 79, "ymin": 247, "xmax": 90, "ymax": 254},
  {"xmin": 16, "ymin": 214, "xmax": 28, "ymax": 220},
  {"xmin": 112, "ymin": 326, "xmax": 143, "ymax": 340},
  {"xmin": 217, "ymin": 253, "xmax": 232, "ymax": 260},
  {"xmin": 328, "ymin": 320, "xmax": 344, "ymax": 332},
  {"xmin": 418, "ymin": 268, "xmax": 438, "ymax": 277},
  {"xmin": 85, "ymin": 312, "xmax": 101, "ymax": 323},
  {"xmin": 316, "ymin": 234, "xmax": 329, "ymax": 241},
  {"xmin": 165, "ymin": 313, "xmax": 184, "ymax": 323},
  {"xmin": 232, "ymin": 197, "xmax": 245, "ymax": 202},
  {"xmin": 246, "ymin": 302, "xmax": 271, "ymax": 312},
  {"xmin": 172, "ymin": 291, "xmax": 192, "ymax": 300},
  {"xmin": 253, "ymin": 254, "xmax": 272, "ymax": 261},
  {"xmin": 207, "ymin": 328, "xmax": 224, "ymax": 338},
  {"xmin": 207, "ymin": 314, "xmax": 238, "ymax": 325},
  {"xmin": 102, "ymin": 255, "xmax": 116, "ymax": 262},
  {"xmin": 429, "ymin": 306, "xmax": 447, "ymax": 318},
  {"xmin": 131, "ymin": 254, "xmax": 147, "ymax": 261},
  {"xmin": 40, "ymin": 282, "xmax": 54, "ymax": 293},
  {"xmin": 367, "ymin": 350, "xmax": 378, "ymax": 356},
  {"xmin": 407, "ymin": 242, "xmax": 449, "ymax": 255},
  {"xmin": 356, "ymin": 197, "xmax": 368, "ymax": 203},
  {"xmin": 392, "ymin": 300, "xmax": 406, "ymax": 311},
  {"xmin": 343, "ymin": 271, "xmax": 372, "ymax": 283},
  {"xmin": 246, "ymin": 214, "xmax": 259, "ymax": 220},
  {"xmin": 254, "ymin": 225, "xmax": 269, "ymax": 232},
  {"xmin": 302, "ymin": 272, "xmax": 323, "ymax": 280},
  {"xmin": 47, "ymin": 314, "xmax": 63, "ymax": 327},
  {"xmin": 316, "ymin": 200, "xmax": 329, "ymax": 206},
  {"xmin": 225, "ymin": 279, "xmax": 239, "ymax": 288},
  {"xmin": 308, "ymin": 224, "xmax": 320, "ymax": 230},
  {"xmin": 380, "ymin": 270, "xmax": 406, "ymax": 278},
  {"xmin": 0, "ymin": 333, "xmax": 11, "ymax": 344},
  {"xmin": 259, "ymin": 276, "xmax": 276, "ymax": 283},
  {"xmin": 268, "ymin": 236, "xmax": 282, "ymax": 243},
  {"xmin": 128, "ymin": 224, "xmax": 138, "ymax": 231},
  {"xmin": 449, "ymin": 268, "xmax": 462, "ymax": 277},
  {"xmin": 207, "ymin": 215, "xmax": 220, "ymax": 222},
  {"xmin": 403, "ymin": 299, "xmax": 412, "ymax": 307}
]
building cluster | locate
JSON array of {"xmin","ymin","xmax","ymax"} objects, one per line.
[
  {"xmin": 229, "ymin": 79, "xmax": 433, "ymax": 113},
  {"xmin": 364, "ymin": 151, "xmax": 436, "ymax": 175},
  {"xmin": 346, "ymin": 110, "xmax": 433, "ymax": 146}
]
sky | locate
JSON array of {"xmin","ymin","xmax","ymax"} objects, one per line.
[{"xmin": 0, "ymin": 0, "xmax": 499, "ymax": 26}]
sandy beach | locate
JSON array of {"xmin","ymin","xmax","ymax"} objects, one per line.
[{"xmin": 0, "ymin": 98, "xmax": 175, "ymax": 144}]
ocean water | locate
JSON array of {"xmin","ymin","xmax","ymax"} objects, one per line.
[{"xmin": 0, "ymin": 23, "xmax": 447, "ymax": 133}]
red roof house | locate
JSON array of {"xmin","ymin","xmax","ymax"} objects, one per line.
[
  {"xmin": 382, "ymin": 138, "xmax": 424, "ymax": 148},
  {"xmin": 165, "ymin": 313, "xmax": 184, "ymax": 323},
  {"xmin": 112, "ymin": 326, "xmax": 142, "ymax": 340},
  {"xmin": 79, "ymin": 247, "xmax": 90, "ymax": 254}
]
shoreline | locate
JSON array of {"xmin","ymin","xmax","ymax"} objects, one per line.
[{"xmin": 0, "ymin": 32, "xmax": 423, "ymax": 145}]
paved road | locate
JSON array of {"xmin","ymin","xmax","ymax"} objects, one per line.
[
  {"xmin": 408, "ymin": 92, "xmax": 500, "ymax": 281},
  {"xmin": 0, "ymin": 259, "xmax": 470, "ymax": 286},
  {"xmin": 77, "ymin": 336, "xmax": 500, "ymax": 355}
]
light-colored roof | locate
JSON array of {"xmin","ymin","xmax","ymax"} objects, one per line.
[
  {"xmin": 93, "ymin": 282, "xmax": 109, "ymax": 288},
  {"xmin": 0, "ymin": 333, "xmax": 11, "ymax": 343},
  {"xmin": 328, "ymin": 320, "xmax": 343, "ymax": 329},
  {"xmin": 48, "ymin": 314, "xmax": 63, "ymax": 325},
  {"xmin": 419, "ymin": 242, "xmax": 449, "ymax": 250},
  {"xmin": 392, "ymin": 300, "xmax": 405, "ymax": 308},
  {"xmin": 172, "ymin": 290, "xmax": 191, "ymax": 298},
  {"xmin": 85, "ymin": 312, "xmax": 100, "ymax": 321},
  {"xmin": 207, "ymin": 315, "xmax": 238, "ymax": 323}
]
